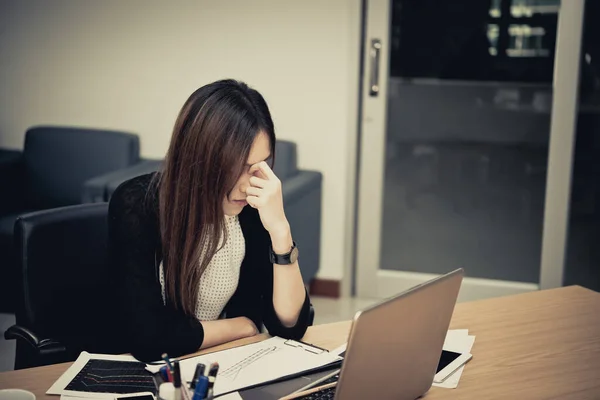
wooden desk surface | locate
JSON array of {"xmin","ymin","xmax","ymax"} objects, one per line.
[{"xmin": 1, "ymin": 286, "xmax": 599, "ymax": 399}]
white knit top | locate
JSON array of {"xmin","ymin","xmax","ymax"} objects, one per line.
[{"xmin": 159, "ymin": 215, "xmax": 246, "ymax": 321}]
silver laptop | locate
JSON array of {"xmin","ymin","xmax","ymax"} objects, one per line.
[{"xmin": 289, "ymin": 268, "xmax": 464, "ymax": 400}]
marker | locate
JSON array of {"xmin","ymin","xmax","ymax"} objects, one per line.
[
  {"xmin": 173, "ymin": 361, "xmax": 182, "ymax": 400},
  {"xmin": 191, "ymin": 363, "xmax": 206, "ymax": 389},
  {"xmin": 192, "ymin": 375, "xmax": 209, "ymax": 400},
  {"xmin": 159, "ymin": 365, "xmax": 170, "ymax": 382},
  {"xmin": 209, "ymin": 362, "xmax": 219, "ymax": 377},
  {"xmin": 207, "ymin": 362, "xmax": 219, "ymax": 395}
]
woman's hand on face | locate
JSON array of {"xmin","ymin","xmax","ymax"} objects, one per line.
[{"xmin": 245, "ymin": 161, "xmax": 290, "ymax": 237}]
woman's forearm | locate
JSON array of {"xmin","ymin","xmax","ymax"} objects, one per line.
[
  {"xmin": 200, "ymin": 317, "xmax": 258, "ymax": 349},
  {"xmin": 270, "ymin": 227, "xmax": 307, "ymax": 327}
]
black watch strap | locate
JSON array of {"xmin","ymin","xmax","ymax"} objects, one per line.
[{"xmin": 270, "ymin": 241, "xmax": 299, "ymax": 265}]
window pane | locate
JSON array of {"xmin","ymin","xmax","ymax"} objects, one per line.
[{"xmin": 390, "ymin": 0, "xmax": 558, "ymax": 82}]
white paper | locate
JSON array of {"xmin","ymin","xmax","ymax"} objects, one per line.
[
  {"xmin": 433, "ymin": 330, "xmax": 475, "ymax": 389},
  {"xmin": 147, "ymin": 337, "xmax": 341, "ymax": 396},
  {"xmin": 330, "ymin": 343, "xmax": 347, "ymax": 358},
  {"xmin": 444, "ymin": 329, "xmax": 469, "ymax": 341}
]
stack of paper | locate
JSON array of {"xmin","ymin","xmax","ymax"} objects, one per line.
[
  {"xmin": 433, "ymin": 329, "xmax": 476, "ymax": 389},
  {"xmin": 320, "ymin": 330, "xmax": 474, "ymax": 390}
]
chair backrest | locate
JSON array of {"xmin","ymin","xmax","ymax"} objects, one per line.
[
  {"xmin": 274, "ymin": 140, "xmax": 298, "ymax": 180},
  {"xmin": 23, "ymin": 126, "xmax": 140, "ymax": 209},
  {"xmin": 14, "ymin": 203, "xmax": 112, "ymax": 345}
]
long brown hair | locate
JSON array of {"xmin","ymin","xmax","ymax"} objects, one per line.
[{"xmin": 156, "ymin": 79, "xmax": 275, "ymax": 316}]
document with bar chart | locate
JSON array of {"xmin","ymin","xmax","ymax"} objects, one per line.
[{"xmin": 47, "ymin": 352, "xmax": 157, "ymax": 398}]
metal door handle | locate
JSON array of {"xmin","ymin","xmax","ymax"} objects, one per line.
[{"xmin": 369, "ymin": 39, "xmax": 382, "ymax": 97}]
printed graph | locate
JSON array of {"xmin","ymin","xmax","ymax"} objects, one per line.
[
  {"xmin": 220, "ymin": 346, "xmax": 280, "ymax": 381},
  {"xmin": 65, "ymin": 359, "xmax": 156, "ymax": 394}
]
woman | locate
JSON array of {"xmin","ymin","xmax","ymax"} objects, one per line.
[{"xmin": 108, "ymin": 79, "xmax": 310, "ymax": 362}]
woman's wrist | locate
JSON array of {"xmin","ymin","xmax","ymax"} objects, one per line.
[{"xmin": 269, "ymin": 221, "xmax": 293, "ymax": 254}]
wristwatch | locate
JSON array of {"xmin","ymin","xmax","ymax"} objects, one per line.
[{"xmin": 270, "ymin": 241, "xmax": 299, "ymax": 265}]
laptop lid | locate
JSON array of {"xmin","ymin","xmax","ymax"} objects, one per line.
[{"xmin": 334, "ymin": 268, "xmax": 464, "ymax": 400}]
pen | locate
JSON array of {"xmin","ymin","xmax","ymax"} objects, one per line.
[
  {"xmin": 173, "ymin": 361, "xmax": 182, "ymax": 400},
  {"xmin": 207, "ymin": 362, "xmax": 219, "ymax": 398},
  {"xmin": 191, "ymin": 363, "xmax": 206, "ymax": 389},
  {"xmin": 161, "ymin": 353, "xmax": 174, "ymax": 382},
  {"xmin": 162, "ymin": 353, "xmax": 174, "ymax": 372}
]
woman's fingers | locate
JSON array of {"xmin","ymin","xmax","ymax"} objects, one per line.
[
  {"xmin": 246, "ymin": 161, "xmax": 281, "ymax": 214},
  {"xmin": 246, "ymin": 196, "xmax": 258, "ymax": 208},
  {"xmin": 249, "ymin": 163, "xmax": 267, "ymax": 179},
  {"xmin": 250, "ymin": 161, "xmax": 278, "ymax": 181},
  {"xmin": 246, "ymin": 196, "xmax": 264, "ymax": 208},
  {"xmin": 256, "ymin": 161, "xmax": 278, "ymax": 181},
  {"xmin": 245, "ymin": 186, "xmax": 262, "ymax": 197},
  {"xmin": 249, "ymin": 176, "xmax": 267, "ymax": 188}
]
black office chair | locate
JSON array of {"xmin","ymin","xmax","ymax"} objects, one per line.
[
  {"xmin": 0, "ymin": 126, "xmax": 141, "ymax": 313},
  {"xmin": 4, "ymin": 203, "xmax": 118, "ymax": 369}
]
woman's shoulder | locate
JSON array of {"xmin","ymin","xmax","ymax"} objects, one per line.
[{"xmin": 109, "ymin": 172, "xmax": 159, "ymax": 218}]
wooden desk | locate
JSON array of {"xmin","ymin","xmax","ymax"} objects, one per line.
[{"xmin": 1, "ymin": 286, "xmax": 599, "ymax": 399}]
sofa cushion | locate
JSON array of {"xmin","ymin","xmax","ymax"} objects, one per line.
[
  {"xmin": 274, "ymin": 141, "xmax": 298, "ymax": 180},
  {"xmin": 23, "ymin": 127, "xmax": 140, "ymax": 209}
]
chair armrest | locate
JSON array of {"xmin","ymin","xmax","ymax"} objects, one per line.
[
  {"xmin": 4, "ymin": 325, "xmax": 67, "ymax": 356},
  {"xmin": 105, "ymin": 159, "xmax": 163, "ymax": 200},
  {"xmin": 282, "ymin": 171, "xmax": 323, "ymax": 284},
  {"xmin": 82, "ymin": 159, "xmax": 162, "ymax": 203},
  {"xmin": 282, "ymin": 170, "xmax": 322, "ymax": 207},
  {"xmin": 0, "ymin": 149, "xmax": 25, "ymax": 212}
]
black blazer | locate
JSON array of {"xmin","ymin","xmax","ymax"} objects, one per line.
[{"xmin": 108, "ymin": 173, "xmax": 311, "ymax": 362}]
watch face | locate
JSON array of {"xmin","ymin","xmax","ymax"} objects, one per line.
[{"xmin": 290, "ymin": 246, "xmax": 299, "ymax": 263}]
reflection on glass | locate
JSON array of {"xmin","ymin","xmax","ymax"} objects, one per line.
[
  {"xmin": 511, "ymin": 0, "xmax": 560, "ymax": 17},
  {"xmin": 391, "ymin": 0, "xmax": 558, "ymax": 81},
  {"xmin": 507, "ymin": 25, "xmax": 549, "ymax": 57},
  {"xmin": 487, "ymin": 24, "xmax": 499, "ymax": 56},
  {"xmin": 489, "ymin": 0, "xmax": 502, "ymax": 18}
]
